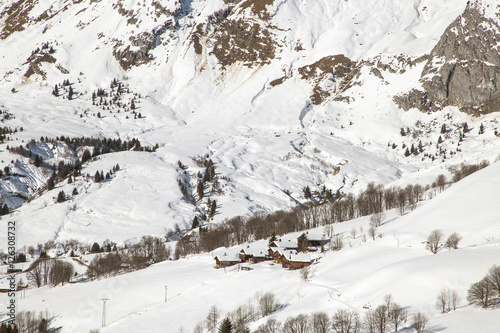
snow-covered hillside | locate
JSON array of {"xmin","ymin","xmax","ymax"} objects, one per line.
[
  {"xmin": 0, "ymin": 0, "xmax": 498, "ymax": 246},
  {"xmin": 0, "ymin": 0, "xmax": 499, "ymax": 330},
  {"xmin": 2, "ymin": 160, "xmax": 499, "ymax": 332}
]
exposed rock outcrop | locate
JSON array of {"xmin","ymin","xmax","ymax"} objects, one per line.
[{"xmin": 395, "ymin": 2, "xmax": 500, "ymax": 115}]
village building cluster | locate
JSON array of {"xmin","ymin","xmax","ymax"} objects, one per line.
[{"xmin": 214, "ymin": 233, "xmax": 331, "ymax": 270}]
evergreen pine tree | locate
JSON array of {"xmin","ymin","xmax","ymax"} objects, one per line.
[
  {"xmin": 72, "ymin": 188, "xmax": 78, "ymax": 196},
  {"xmin": 0, "ymin": 204, "xmax": 9, "ymax": 215},
  {"xmin": 479, "ymin": 123, "xmax": 485, "ymax": 135},
  {"xmin": 268, "ymin": 232, "xmax": 277, "ymax": 247},
  {"xmin": 48, "ymin": 175, "xmax": 55, "ymax": 190},
  {"xmin": 218, "ymin": 318, "xmax": 233, "ymax": 333},
  {"xmin": 463, "ymin": 122, "xmax": 469, "ymax": 133},
  {"xmin": 404, "ymin": 148, "xmax": 410, "ymax": 157},
  {"xmin": 68, "ymin": 86, "xmax": 74, "ymax": 100},
  {"xmin": 57, "ymin": 190, "xmax": 66, "ymax": 203},
  {"xmin": 34, "ymin": 154, "xmax": 42, "ymax": 167},
  {"xmin": 303, "ymin": 186, "xmax": 311, "ymax": 199},
  {"xmin": 197, "ymin": 181, "xmax": 204, "ymax": 199},
  {"xmin": 94, "ymin": 170, "xmax": 101, "ymax": 183},
  {"xmin": 440, "ymin": 124, "xmax": 446, "ymax": 134},
  {"xmin": 210, "ymin": 200, "xmax": 217, "ymax": 217},
  {"xmin": 192, "ymin": 216, "xmax": 199, "ymax": 229},
  {"xmin": 38, "ymin": 318, "xmax": 48, "ymax": 333},
  {"xmin": 91, "ymin": 242, "xmax": 101, "ymax": 253}
]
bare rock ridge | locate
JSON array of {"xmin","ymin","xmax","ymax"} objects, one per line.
[{"xmin": 395, "ymin": 2, "xmax": 500, "ymax": 115}]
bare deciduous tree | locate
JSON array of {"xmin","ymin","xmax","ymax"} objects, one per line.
[
  {"xmin": 487, "ymin": 264, "xmax": 500, "ymax": 297},
  {"xmin": 193, "ymin": 322, "xmax": 204, "ymax": 333},
  {"xmin": 231, "ymin": 301, "xmax": 256, "ymax": 331},
  {"xmin": 331, "ymin": 234, "xmax": 344, "ymax": 251},
  {"xmin": 467, "ymin": 277, "xmax": 495, "ymax": 308},
  {"xmin": 369, "ymin": 211, "xmax": 385, "ymax": 227},
  {"xmin": 412, "ymin": 312, "xmax": 428, "ymax": 333},
  {"xmin": 450, "ymin": 289, "xmax": 460, "ymax": 311},
  {"xmin": 49, "ymin": 260, "xmax": 74, "ymax": 286},
  {"xmin": 436, "ymin": 174, "xmax": 446, "ymax": 192},
  {"xmin": 258, "ymin": 292, "xmax": 279, "ymax": 317},
  {"xmin": 364, "ymin": 305, "xmax": 389, "ymax": 333},
  {"xmin": 368, "ymin": 225, "xmax": 377, "ymax": 241},
  {"xmin": 255, "ymin": 318, "xmax": 281, "ymax": 333},
  {"xmin": 444, "ymin": 232, "xmax": 462, "ymax": 250},
  {"xmin": 300, "ymin": 266, "xmax": 311, "ymax": 280},
  {"xmin": 310, "ymin": 312, "xmax": 330, "ymax": 333},
  {"xmin": 350, "ymin": 227, "xmax": 357, "ymax": 239},
  {"xmin": 282, "ymin": 314, "xmax": 309, "ymax": 333},
  {"xmin": 436, "ymin": 288, "xmax": 460, "ymax": 313},
  {"xmin": 27, "ymin": 261, "xmax": 43, "ymax": 288},
  {"xmin": 436, "ymin": 289, "xmax": 448, "ymax": 313},
  {"xmin": 426, "ymin": 229, "xmax": 443, "ymax": 254},
  {"xmin": 206, "ymin": 305, "xmax": 220, "ymax": 333},
  {"xmin": 389, "ymin": 303, "xmax": 407, "ymax": 332},
  {"xmin": 331, "ymin": 309, "xmax": 361, "ymax": 333}
]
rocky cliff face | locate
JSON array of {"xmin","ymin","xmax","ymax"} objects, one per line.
[{"xmin": 395, "ymin": 2, "xmax": 500, "ymax": 115}]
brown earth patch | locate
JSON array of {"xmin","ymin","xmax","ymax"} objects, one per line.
[
  {"xmin": 210, "ymin": 18, "xmax": 276, "ymax": 68},
  {"xmin": 298, "ymin": 55, "xmax": 354, "ymax": 105},
  {"xmin": 23, "ymin": 53, "xmax": 56, "ymax": 79},
  {"xmin": 240, "ymin": 0, "xmax": 275, "ymax": 20},
  {"xmin": 192, "ymin": 24, "xmax": 204, "ymax": 55},
  {"xmin": 113, "ymin": 32, "xmax": 155, "ymax": 70},
  {"xmin": 0, "ymin": 0, "xmax": 36, "ymax": 40},
  {"xmin": 270, "ymin": 75, "xmax": 286, "ymax": 87}
]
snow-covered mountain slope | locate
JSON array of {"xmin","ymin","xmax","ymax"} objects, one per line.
[
  {"xmin": 0, "ymin": 0, "xmax": 498, "ymax": 247},
  {"xmin": 0, "ymin": 0, "xmax": 498, "ymax": 243},
  {"xmin": 3, "ymin": 161, "xmax": 500, "ymax": 333}
]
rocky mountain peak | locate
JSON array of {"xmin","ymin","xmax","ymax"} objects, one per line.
[{"xmin": 395, "ymin": 1, "xmax": 500, "ymax": 115}]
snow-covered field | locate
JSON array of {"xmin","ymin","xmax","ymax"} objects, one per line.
[
  {"xmin": 0, "ymin": 0, "xmax": 499, "ymax": 331},
  {"xmin": 1, "ymin": 160, "xmax": 499, "ymax": 332}
]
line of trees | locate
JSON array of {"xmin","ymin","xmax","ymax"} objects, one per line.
[
  {"xmin": 26, "ymin": 259, "xmax": 74, "ymax": 288},
  {"xmin": 191, "ymin": 293, "xmax": 429, "ymax": 333},
  {"xmin": 87, "ymin": 236, "xmax": 171, "ymax": 280},
  {"xmin": 192, "ymin": 292, "xmax": 282, "ymax": 333},
  {"xmin": 174, "ymin": 160, "xmax": 489, "ymax": 259},
  {"xmin": 173, "ymin": 176, "xmax": 437, "ymax": 259},
  {"xmin": 15, "ymin": 310, "xmax": 50, "ymax": 333}
]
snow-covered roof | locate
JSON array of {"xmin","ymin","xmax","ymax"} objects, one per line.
[
  {"xmin": 214, "ymin": 255, "xmax": 240, "ymax": 262},
  {"xmin": 240, "ymin": 246, "xmax": 268, "ymax": 257},
  {"xmin": 306, "ymin": 234, "xmax": 330, "ymax": 242},
  {"xmin": 271, "ymin": 240, "xmax": 298, "ymax": 249},
  {"xmin": 289, "ymin": 253, "xmax": 313, "ymax": 263}
]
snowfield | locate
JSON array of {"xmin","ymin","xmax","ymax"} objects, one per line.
[
  {"xmin": 0, "ymin": 0, "xmax": 499, "ymax": 331},
  {"xmin": 1, "ymin": 161, "xmax": 499, "ymax": 332}
]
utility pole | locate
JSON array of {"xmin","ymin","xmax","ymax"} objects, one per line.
[
  {"xmin": 165, "ymin": 285, "xmax": 167, "ymax": 302},
  {"xmin": 100, "ymin": 298, "xmax": 109, "ymax": 327}
]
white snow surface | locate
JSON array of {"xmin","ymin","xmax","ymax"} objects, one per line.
[
  {"xmin": 0, "ymin": 161, "xmax": 499, "ymax": 332},
  {"xmin": 0, "ymin": 0, "xmax": 499, "ymax": 330}
]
